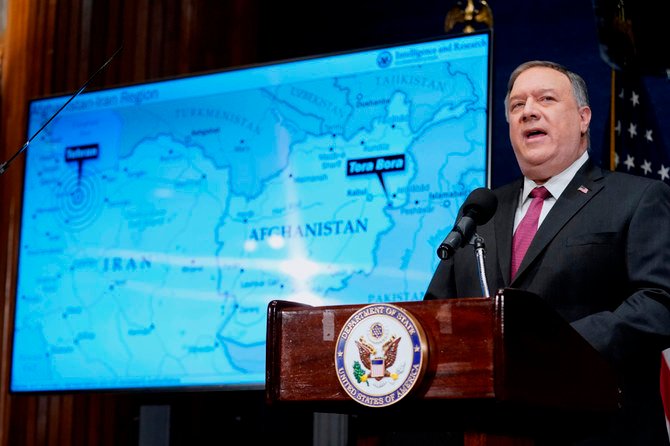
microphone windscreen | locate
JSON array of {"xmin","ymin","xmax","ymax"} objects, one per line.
[{"xmin": 462, "ymin": 187, "xmax": 498, "ymax": 225}]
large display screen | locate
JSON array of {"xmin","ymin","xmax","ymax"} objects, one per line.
[{"xmin": 11, "ymin": 30, "xmax": 491, "ymax": 392}]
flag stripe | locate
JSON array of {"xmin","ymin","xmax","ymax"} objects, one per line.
[
  {"xmin": 609, "ymin": 69, "xmax": 617, "ymax": 170},
  {"xmin": 662, "ymin": 349, "xmax": 670, "ymax": 440}
]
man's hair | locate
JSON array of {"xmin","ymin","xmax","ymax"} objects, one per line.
[{"xmin": 503, "ymin": 61, "xmax": 591, "ymax": 142}]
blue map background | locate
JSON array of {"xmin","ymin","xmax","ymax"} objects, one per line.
[{"xmin": 11, "ymin": 33, "xmax": 490, "ymax": 391}]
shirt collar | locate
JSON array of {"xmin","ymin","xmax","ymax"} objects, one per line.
[{"xmin": 521, "ymin": 150, "xmax": 589, "ymax": 201}]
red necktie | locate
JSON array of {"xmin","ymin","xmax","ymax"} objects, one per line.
[{"xmin": 511, "ymin": 186, "xmax": 551, "ymax": 279}]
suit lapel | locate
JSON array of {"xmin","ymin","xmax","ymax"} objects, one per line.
[
  {"xmin": 493, "ymin": 180, "xmax": 522, "ymax": 287},
  {"xmin": 510, "ymin": 161, "xmax": 605, "ymax": 285}
]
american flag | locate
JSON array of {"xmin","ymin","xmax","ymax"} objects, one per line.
[
  {"xmin": 607, "ymin": 68, "xmax": 670, "ymax": 440},
  {"xmin": 609, "ymin": 70, "xmax": 670, "ymax": 181}
]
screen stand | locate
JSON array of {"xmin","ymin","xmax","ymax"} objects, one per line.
[
  {"xmin": 313, "ymin": 412, "xmax": 348, "ymax": 446},
  {"xmin": 139, "ymin": 405, "xmax": 171, "ymax": 446}
]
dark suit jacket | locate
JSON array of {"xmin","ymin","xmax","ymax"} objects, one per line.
[{"xmin": 425, "ymin": 160, "xmax": 670, "ymax": 445}]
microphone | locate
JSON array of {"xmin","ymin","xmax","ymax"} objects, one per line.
[
  {"xmin": 437, "ymin": 187, "xmax": 497, "ymax": 260},
  {"xmin": 0, "ymin": 44, "xmax": 123, "ymax": 176}
]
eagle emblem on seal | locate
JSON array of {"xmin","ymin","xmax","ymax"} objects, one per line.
[{"xmin": 355, "ymin": 335, "xmax": 401, "ymax": 381}]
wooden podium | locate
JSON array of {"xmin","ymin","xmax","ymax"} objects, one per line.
[{"xmin": 265, "ymin": 288, "xmax": 620, "ymax": 445}]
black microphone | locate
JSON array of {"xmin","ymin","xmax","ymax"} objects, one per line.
[{"xmin": 436, "ymin": 187, "xmax": 497, "ymax": 260}]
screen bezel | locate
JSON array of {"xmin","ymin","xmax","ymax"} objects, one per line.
[{"xmin": 10, "ymin": 29, "xmax": 493, "ymax": 394}]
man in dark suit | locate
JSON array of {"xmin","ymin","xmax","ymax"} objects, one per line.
[{"xmin": 425, "ymin": 60, "xmax": 670, "ymax": 445}]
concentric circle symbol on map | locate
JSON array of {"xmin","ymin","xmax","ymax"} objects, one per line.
[
  {"xmin": 56, "ymin": 170, "xmax": 104, "ymax": 231},
  {"xmin": 334, "ymin": 303, "xmax": 428, "ymax": 407}
]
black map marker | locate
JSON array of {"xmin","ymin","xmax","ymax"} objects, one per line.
[{"xmin": 346, "ymin": 154, "xmax": 406, "ymax": 201}]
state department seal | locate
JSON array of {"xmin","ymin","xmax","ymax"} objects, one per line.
[{"xmin": 334, "ymin": 303, "xmax": 428, "ymax": 407}]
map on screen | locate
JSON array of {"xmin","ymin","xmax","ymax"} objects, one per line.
[{"xmin": 11, "ymin": 31, "xmax": 490, "ymax": 391}]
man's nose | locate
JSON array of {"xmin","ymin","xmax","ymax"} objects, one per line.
[{"xmin": 521, "ymin": 99, "xmax": 539, "ymax": 121}]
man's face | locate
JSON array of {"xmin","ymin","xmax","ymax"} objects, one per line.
[{"xmin": 507, "ymin": 66, "xmax": 591, "ymax": 182}]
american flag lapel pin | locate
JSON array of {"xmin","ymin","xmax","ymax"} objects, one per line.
[{"xmin": 578, "ymin": 185, "xmax": 589, "ymax": 194}]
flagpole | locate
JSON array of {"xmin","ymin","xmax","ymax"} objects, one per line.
[{"xmin": 609, "ymin": 68, "xmax": 616, "ymax": 171}]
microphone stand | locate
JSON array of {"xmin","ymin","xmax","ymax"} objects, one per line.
[
  {"xmin": 0, "ymin": 44, "xmax": 123, "ymax": 175},
  {"xmin": 470, "ymin": 233, "xmax": 490, "ymax": 298}
]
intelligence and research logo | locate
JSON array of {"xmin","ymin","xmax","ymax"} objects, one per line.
[
  {"xmin": 376, "ymin": 50, "xmax": 392, "ymax": 68},
  {"xmin": 334, "ymin": 304, "xmax": 428, "ymax": 407}
]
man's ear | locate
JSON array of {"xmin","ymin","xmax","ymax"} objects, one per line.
[{"xmin": 579, "ymin": 105, "xmax": 592, "ymax": 135}]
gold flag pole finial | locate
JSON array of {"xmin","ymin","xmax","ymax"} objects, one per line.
[{"xmin": 444, "ymin": 0, "xmax": 493, "ymax": 34}]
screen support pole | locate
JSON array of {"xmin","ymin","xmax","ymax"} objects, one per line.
[{"xmin": 139, "ymin": 405, "xmax": 170, "ymax": 446}]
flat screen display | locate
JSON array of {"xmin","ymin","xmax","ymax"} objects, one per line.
[{"xmin": 11, "ymin": 30, "xmax": 491, "ymax": 391}]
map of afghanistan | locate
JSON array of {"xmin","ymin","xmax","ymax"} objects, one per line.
[{"xmin": 12, "ymin": 34, "xmax": 489, "ymax": 391}]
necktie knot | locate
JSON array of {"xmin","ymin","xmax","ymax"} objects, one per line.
[{"xmin": 530, "ymin": 186, "xmax": 550, "ymax": 200}]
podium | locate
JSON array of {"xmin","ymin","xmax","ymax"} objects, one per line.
[{"xmin": 266, "ymin": 288, "xmax": 620, "ymax": 445}]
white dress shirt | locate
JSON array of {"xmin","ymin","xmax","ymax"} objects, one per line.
[{"xmin": 513, "ymin": 150, "xmax": 590, "ymax": 233}]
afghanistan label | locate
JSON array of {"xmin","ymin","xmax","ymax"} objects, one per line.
[{"xmin": 334, "ymin": 303, "xmax": 428, "ymax": 407}]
